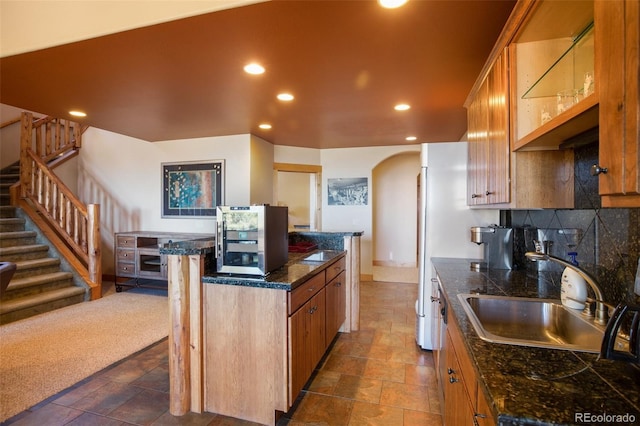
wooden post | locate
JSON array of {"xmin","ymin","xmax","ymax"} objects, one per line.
[
  {"xmin": 168, "ymin": 255, "xmax": 191, "ymax": 416},
  {"xmin": 87, "ymin": 204, "xmax": 101, "ymax": 300},
  {"xmin": 188, "ymin": 255, "xmax": 204, "ymax": 413},
  {"xmin": 19, "ymin": 112, "xmax": 32, "ymax": 198}
]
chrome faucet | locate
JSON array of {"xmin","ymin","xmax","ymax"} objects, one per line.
[{"xmin": 525, "ymin": 252, "xmax": 609, "ymax": 325}]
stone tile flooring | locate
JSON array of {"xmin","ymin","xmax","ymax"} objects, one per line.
[{"xmin": 3, "ymin": 281, "xmax": 442, "ymax": 425}]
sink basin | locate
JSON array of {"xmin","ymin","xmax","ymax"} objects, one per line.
[{"xmin": 457, "ymin": 294, "xmax": 605, "ymax": 353}]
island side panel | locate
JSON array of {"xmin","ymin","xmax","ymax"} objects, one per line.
[
  {"xmin": 203, "ymin": 284, "xmax": 289, "ymax": 426},
  {"xmin": 168, "ymin": 255, "xmax": 191, "ymax": 416},
  {"xmin": 344, "ymin": 235, "xmax": 361, "ymax": 331},
  {"xmin": 188, "ymin": 254, "xmax": 204, "ymax": 413}
]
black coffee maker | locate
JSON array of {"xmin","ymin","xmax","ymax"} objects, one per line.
[{"xmin": 601, "ymin": 304, "xmax": 640, "ymax": 364}]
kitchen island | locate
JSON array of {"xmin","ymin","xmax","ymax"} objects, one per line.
[
  {"xmin": 160, "ymin": 231, "xmax": 361, "ymax": 425},
  {"xmin": 433, "ymin": 258, "xmax": 640, "ymax": 425}
]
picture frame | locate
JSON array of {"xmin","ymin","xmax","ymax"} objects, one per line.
[
  {"xmin": 162, "ymin": 160, "xmax": 224, "ymax": 218},
  {"xmin": 327, "ymin": 177, "xmax": 368, "ymax": 206}
]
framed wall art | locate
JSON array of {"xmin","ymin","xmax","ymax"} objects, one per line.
[
  {"xmin": 162, "ymin": 160, "xmax": 224, "ymax": 218},
  {"xmin": 327, "ymin": 177, "xmax": 368, "ymax": 206}
]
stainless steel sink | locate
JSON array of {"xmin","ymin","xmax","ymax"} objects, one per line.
[{"xmin": 458, "ymin": 294, "xmax": 605, "ymax": 353}]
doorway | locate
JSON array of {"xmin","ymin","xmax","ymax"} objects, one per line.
[{"xmin": 273, "ymin": 163, "xmax": 322, "ymax": 231}]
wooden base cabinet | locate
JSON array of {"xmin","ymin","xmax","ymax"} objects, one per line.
[{"xmin": 442, "ymin": 319, "xmax": 496, "ymax": 426}]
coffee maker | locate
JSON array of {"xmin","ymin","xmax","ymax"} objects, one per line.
[{"xmin": 470, "ymin": 225, "xmax": 513, "ymax": 270}]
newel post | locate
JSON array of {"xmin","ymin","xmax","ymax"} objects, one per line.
[
  {"xmin": 19, "ymin": 112, "xmax": 33, "ymax": 198},
  {"xmin": 87, "ymin": 204, "xmax": 102, "ymax": 299}
]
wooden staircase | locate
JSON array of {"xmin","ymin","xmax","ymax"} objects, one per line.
[
  {"xmin": 0, "ymin": 205, "xmax": 86, "ymax": 324},
  {"xmin": 0, "ymin": 113, "xmax": 101, "ymax": 324}
]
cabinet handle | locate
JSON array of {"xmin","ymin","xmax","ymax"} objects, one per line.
[
  {"xmin": 485, "ymin": 190, "xmax": 493, "ymax": 196},
  {"xmin": 308, "ymin": 287, "xmax": 315, "ymax": 292},
  {"xmin": 471, "ymin": 193, "xmax": 482, "ymax": 198},
  {"xmin": 449, "ymin": 376, "xmax": 458, "ymax": 384},
  {"xmin": 447, "ymin": 368, "xmax": 455, "ymax": 375},
  {"xmin": 335, "ymin": 281, "xmax": 342, "ymax": 287},
  {"xmin": 308, "ymin": 305, "xmax": 318, "ymax": 314},
  {"xmin": 590, "ymin": 164, "xmax": 608, "ymax": 176},
  {"xmin": 123, "ymin": 253, "xmax": 128, "ymax": 257}
]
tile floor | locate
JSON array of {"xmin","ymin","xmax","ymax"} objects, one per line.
[{"xmin": 3, "ymin": 280, "xmax": 443, "ymax": 426}]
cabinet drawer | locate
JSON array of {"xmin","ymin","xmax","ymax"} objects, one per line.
[
  {"xmin": 117, "ymin": 249, "xmax": 135, "ymax": 262},
  {"xmin": 116, "ymin": 236, "xmax": 136, "ymax": 248},
  {"xmin": 116, "ymin": 262, "xmax": 136, "ymax": 277},
  {"xmin": 289, "ymin": 271, "xmax": 325, "ymax": 315},
  {"xmin": 325, "ymin": 256, "xmax": 345, "ymax": 283}
]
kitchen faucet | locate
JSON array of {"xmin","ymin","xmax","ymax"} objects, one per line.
[{"xmin": 525, "ymin": 252, "xmax": 609, "ymax": 325}]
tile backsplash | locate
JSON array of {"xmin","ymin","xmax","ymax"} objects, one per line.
[{"xmin": 506, "ymin": 142, "xmax": 640, "ymax": 305}]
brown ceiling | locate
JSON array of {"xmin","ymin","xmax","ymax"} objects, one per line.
[{"xmin": 0, "ymin": 0, "xmax": 516, "ymax": 149}]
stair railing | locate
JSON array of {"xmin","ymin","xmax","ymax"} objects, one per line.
[{"xmin": 17, "ymin": 112, "xmax": 101, "ymax": 299}]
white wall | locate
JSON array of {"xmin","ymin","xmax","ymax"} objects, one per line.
[
  {"xmin": 0, "ymin": 105, "xmax": 24, "ymax": 168},
  {"xmin": 372, "ymin": 152, "xmax": 421, "ymax": 266},
  {"xmin": 78, "ymin": 127, "xmax": 265, "ymax": 273},
  {"xmin": 320, "ymin": 145, "xmax": 421, "ymax": 275}
]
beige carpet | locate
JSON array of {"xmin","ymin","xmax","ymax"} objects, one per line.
[{"xmin": 0, "ymin": 290, "xmax": 168, "ymax": 421}]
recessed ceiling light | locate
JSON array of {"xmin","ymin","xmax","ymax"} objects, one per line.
[
  {"xmin": 277, "ymin": 93, "xmax": 294, "ymax": 101},
  {"xmin": 405, "ymin": 136, "xmax": 417, "ymax": 141},
  {"xmin": 378, "ymin": 0, "xmax": 408, "ymax": 9},
  {"xmin": 259, "ymin": 123, "xmax": 272, "ymax": 130},
  {"xmin": 69, "ymin": 110, "xmax": 87, "ymax": 117},
  {"xmin": 244, "ymin": 63, "xmax": 265, "ymax": 75},
  {"xmin": 394, "ymin": 104, "xmax": 410, "ymax": 111}
]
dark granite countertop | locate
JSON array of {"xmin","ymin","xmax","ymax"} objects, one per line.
[
  {"xmin": 159, "ymin": 237, "xmax": 216, "ymax": 255},
  {"xmin": 432, "ymin": 257, "xmax": 640, "ymax": 426},
  {"xmin": 202, "ymin": 250, "xmax": 346, "ymax": 291}
]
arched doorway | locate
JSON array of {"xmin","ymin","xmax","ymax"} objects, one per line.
[{"xmin": 371, "ymin": 152, "xmax": 420, "ymax": 283}]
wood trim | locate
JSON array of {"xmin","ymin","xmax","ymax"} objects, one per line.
[
  {"xmin": 0, "ymin": 117, "xmax": 20, "ymax": 129},
  {"xmin": 273, "ymin": 162, "xmax": 321, "ymax": 173}
]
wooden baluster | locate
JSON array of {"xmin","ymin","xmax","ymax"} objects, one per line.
[
  {"xmin": 20, "ymin": 113, "xmax": 33, "ymax": 198},
  {"xmin": 44, "ymin": 173, "xmax": 51, "ymax": 213},
  {"xmin": 55, "ymin": 119, "xmax": 61, "ymax": 152},
  {"xmin": 37, "ymin": 167, "xmax": 43, "ymax": 205},
  {"xmin": 52, "ymin": 182, "xmax": 58, "ymax": 222},
  {"xmin": 45, "ymin": 122, "xmax": 52, "ymax": 158}
]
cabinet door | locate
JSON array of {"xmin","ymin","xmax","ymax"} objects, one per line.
[
  {"xmin": 289, "ymin": 288, "xmax": 326, "ymax": 401},
  {"xmin": 596, "ymin": 0, "xmax": 640, "ymax": 206},
  {"xmin": 443, "ymin": 331, "xmax": 475, "ymax": 426},
  {"xmin": 467, "ymin": 49, "xmax": 510, "ymax": 205},
  {"xmin": 486, "ymin": 49, "xmax": 510, "ymax": 204},
  {"xmin": 325, "ymin": 270, "xmax": 346, "ymax": 346}
]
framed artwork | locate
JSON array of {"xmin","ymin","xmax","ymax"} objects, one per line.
[
  {"xmin": 162, "ymin": 160, "xmax": 224, "ymax": 218},
  {"xmin": 327, "ymin": 177, "xmax": 368, "ymax": 206}
]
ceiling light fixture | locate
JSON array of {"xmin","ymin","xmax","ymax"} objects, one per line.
[
  {"xmin": 244, "ymin": 63, "xmax": 265, "ymax": 75},
  {"xmin": 277, "ymin": 93, "xmax": 294, "ymax": 101},
  {"xmin": 69, "ymin": 110, "xmax": 87, "ymax": 117},
  {"xmin": 394, "ymin": 103, "xmax": 410, "ymax": 111},
  {"xmin": 259, "ymin": 123, "xmax": 272, "ymax": 130},
  {"xmin": 378, "ymin": 0, "xmax": 408, "ymax": 9},
  {"xmin": 405, "ymin": 136, "xmax": 417, "ymax": 141}
]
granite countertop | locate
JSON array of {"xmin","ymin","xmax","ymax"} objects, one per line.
[
  {"xmin": 202, "ymin": 249, "xmax": 346, "ymax": 291},
  {"xmin": 432, "ymin": 257, "xmax": 640, "ymax": 426}
]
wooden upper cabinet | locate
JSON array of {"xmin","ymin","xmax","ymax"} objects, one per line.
[
  {"xmin": 467, "ymin": 49, "xmax": 510, "ymax": 206},
  {"xmin": 510, "ymin": 0, "xmax": 598, "ymax": 151},
  {"xmin": 596, "ymin": 0, "xmax": 640, "ymax": 207}
]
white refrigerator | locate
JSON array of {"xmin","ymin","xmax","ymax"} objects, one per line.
[{"xmin": 415, "ymin": 142, "xmax": 498, "ymax": 350}]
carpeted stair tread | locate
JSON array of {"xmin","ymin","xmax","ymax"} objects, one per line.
[
  {"xmin": 0, "ymin": 244, "xmax": 50, "ymax": 261},
  {"xmin": 5, "ymin": 271, "xmax": 74, "ymax": 291},
  {"xmin": 0, "ymin": 218, "xmax": 26, "ymax": 232},
  {"xmin": 13, "ymin": 258, "xmax": 61, "ymax": 278},
  {"xmin": 0, "ymin": 286, "xmax": 85, "ymax": 315}
]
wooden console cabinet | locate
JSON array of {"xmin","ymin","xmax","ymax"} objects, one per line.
[{"xmin": 114, "ymin": 231, "xmax": 214, "ymax": 291}]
